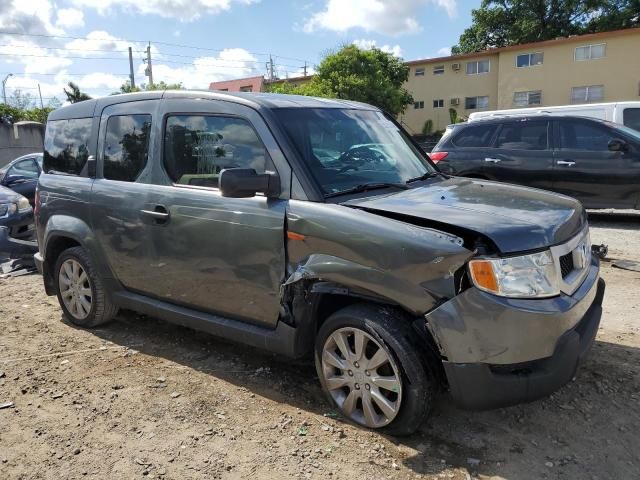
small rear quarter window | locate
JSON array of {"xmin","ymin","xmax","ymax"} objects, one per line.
[
  {"xmin": 451, "ymin": 124, "xmax": 497, "ymax": 148},
  {"xmin": 44, "ymin": 118, "xmax": 93, "ymax": 175}
]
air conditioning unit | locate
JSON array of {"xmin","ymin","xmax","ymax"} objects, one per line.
[
  {"xmin": 452, "ymin": 63, "xmax": 461, "ymax": 71},
  {"xmin": 450, "ymin": 98, "xmax": 460, "ymax": 106}
]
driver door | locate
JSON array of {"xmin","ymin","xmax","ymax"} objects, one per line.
[{"xmin": 2, "ymin": 157, "xmax": 40, "ymax": 203}]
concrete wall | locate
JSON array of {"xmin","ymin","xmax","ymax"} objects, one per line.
[{"xmin": 0, "ymin": 122, "xmax": 44, "ymax": 168}]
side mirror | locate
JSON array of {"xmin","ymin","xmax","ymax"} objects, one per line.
[
  {"xmin": 4, "ymin": 175, "xmax": 26, "ymax": 186},
  {"xmin": 608, "ymin": 138, "xmax": 628, "ymax": 152},
  {"xmin": 219, "ymin": 168, "xmax": 281, "ymax": 198}
]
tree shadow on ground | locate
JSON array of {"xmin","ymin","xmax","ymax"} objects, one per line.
[{"xmin": 67, "ymin": 310, "xmax": 640, "ymax": 480}]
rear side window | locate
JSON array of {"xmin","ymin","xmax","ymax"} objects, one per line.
[
  {"xmin": 496, "ymin": 121, "xmax": 548, "ymax": 150},
  {"xmin": 452, "ymin": 124, "xmax": 496, "ymax": 148},
  {"xmin": 623, "ymin": 108, "xmax": 640, "ymax": 132},
  {"xmin": 559, "ymin": 120, "xmax": 614, "ymax": 151},
  {"xmin": 163, "ymin": 115, "xmax": 270, "ymax": 188},
  {"xmin": 103, "ymin": 114, "xmax": 151, "ymax": 182},
  {"xmin": 44, "ymin": 118, "xmax": 92, "ymax": 175}
]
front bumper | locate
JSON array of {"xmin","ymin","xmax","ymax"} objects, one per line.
[
  {"xmin": 0, "ymin": 209, "xmax": 35, "ymax": 240},
  {"xmin": 425, "ymin": 255, "xmax": 604, "ymax": 410},
  {"xmin": 443, "ymin": 278, "xmax": 604, "ymax": 409},
  {"xmin": 0, "ymin": 225, "xmax": 38, "ymax": 257}
]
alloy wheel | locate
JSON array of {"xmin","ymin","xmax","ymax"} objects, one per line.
[
  {"xmin": 321, "ymin": 327, "xmax": 402, "ymax": 428},
  {"xmin": 58, "ymin": 259, "xmax": 92, "ymax": 320}
]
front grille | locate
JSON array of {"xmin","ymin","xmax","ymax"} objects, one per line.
[
  {"xmin": 559, "ymin": 252, "xmax": 574, "ymax": 278},
  {"xmin": 0, "ymin": 203, "xmax": 8, "ymax": 217}
]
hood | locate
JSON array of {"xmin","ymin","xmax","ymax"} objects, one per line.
[
  {"xmin": 0, "ymin": 185, "xmax": 20, "ymax": 204},
  {"xmin": 344, "ymin": 177, "xmax": 585, "ymax": 253}
]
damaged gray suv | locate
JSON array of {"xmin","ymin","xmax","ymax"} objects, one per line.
[{"xmin": 35, "ymin": 91, "xmax": 605, "ymax": 435}]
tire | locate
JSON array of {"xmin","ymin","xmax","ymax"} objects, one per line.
[
  {"xmin": 54, "ymin": 246, "xmax": 118, "ymax": 328},
  {"xmin": 315, "ymin": 303, "xmax": 433, "ymax": 436}
]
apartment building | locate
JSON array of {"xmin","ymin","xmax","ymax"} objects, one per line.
[{"xmin": 403, "ymin": 28, "xmax": 640, "ymax": 133}]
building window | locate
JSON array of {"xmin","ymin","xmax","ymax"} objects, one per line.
[
  {"xmin": 575, "ymin": 44, "xmax": 606, "ymax": 61},
  {"xmin": 516, "ymin": 52, "xmax": 543, "ymax": 68},
  {"xmin": 571, "ymin": 85, "xmax": 604, "ymax": 103},
  {"xmin": 433, "ymin": 99, "xmax": 444, "ymax": 108},
  {"xmin": 465, "ymin": 96, "xmax": 489, "ymax": 110},
  {"xmin": 513, "ymin": 90, "xmax": 542, "ymax": 107},
  {"xmin": 433, "ymin": 65, "xmax": 445, "ymax": 75},
  {"xmin": 239, "ymin": 85, "xmax": 253, "ymax": 92},
  {"xmin": 414, "ymin": 101, "xmax": 425, "ymax": 109},
  {"xmin": 466, "ymin": 59, "xmax": 490, "ymax": 75},
  {"xmin": 415, "ymin": 67, "xmax": 425, "ymax": 76}
]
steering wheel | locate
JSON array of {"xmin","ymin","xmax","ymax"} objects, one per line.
[{"xmin": 336, "ymin": 146, "xmax": 384, "ymax": 173}]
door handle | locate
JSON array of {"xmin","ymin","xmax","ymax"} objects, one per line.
[
  {"xmin": 484, "ymin": 157, "xmax": 501, "ymax": 163},
  {"xmin": 557, "ymin": 160, "xmax": 576, "ymax": 167},
  {"xmin": 141, "ymin": 206, "xmax": 170, "ymax": 224}
]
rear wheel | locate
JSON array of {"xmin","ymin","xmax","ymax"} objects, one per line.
[
  {"xmin": 315, "ymin": 304, "xmax": 433, "ymax": 436},
  {"xmin": 54, "ymin": 246, "xmax": 118, "ymax": 327}
]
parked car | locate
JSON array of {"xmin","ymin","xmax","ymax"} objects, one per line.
[
  {"xmin": 0, "ymin": 185, "xmax": 34, "ymax": 242},
  {"xmin": 0, "ymin": 153, "xmax": 43, "ymax": 205},
  {"xmin": 35, "ymin": 92, "xmax": 604, "ymax": 435},
  {"xmin": 431, "ymin": 115, "xmax": 640, "ymax": 209},
  {"xmin": 468, "ymin": 101, "xmax": 640, "ymax": 132}
]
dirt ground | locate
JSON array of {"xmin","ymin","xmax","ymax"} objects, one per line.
[{"xmin": 1, "ymin": 212, "xmax": 639, "ymax": 480}]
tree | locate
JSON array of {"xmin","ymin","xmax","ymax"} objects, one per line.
[
  {"xmin": 452, "ymin": 0, "xmax": 640, "ymax": 54},
  {"xmin": 267, "ymin": 44, "xmax": 414, "ymax": 115},
  {"xmin": 64, "ymin": 82, "xmax": 92, "ymax": 103},
  {"xmin": 114, "ymin": 80, "xmax": 184, "ymax": 94},
  {"xmin": 8, "ymin": 89, "xmax": 36, "ymax": 110}
]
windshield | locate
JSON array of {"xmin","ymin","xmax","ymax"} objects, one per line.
[{"xmin": 274, "ymin": 108, "xmax": 434, "ymax": 196}]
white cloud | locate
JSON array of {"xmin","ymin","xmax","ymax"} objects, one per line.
[
  {"xmin": 437, "ymin": 46, "xmax": 451, "ymax": 57},
  {"xmin": 71, "ymin": 0, "xmax": 259, "ymax": 22},
  {"xmin": 55, "ymin": 8, "xmax": 84, "ymax": 29},
  {"xmin": 353, "ymin": 39, "xmax": 403, "ymax": 57},
  {"xmin": 139, "ymin": 48, "xmax": 261, "ymax": 89},
  {"xmin": 304, "ymin": 0, "xmax": 457, "ymax": 36}
]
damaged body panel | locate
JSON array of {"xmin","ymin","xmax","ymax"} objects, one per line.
[{"xmin": 283, "ymin": 200, "xmax": 473, "ymax": 316}]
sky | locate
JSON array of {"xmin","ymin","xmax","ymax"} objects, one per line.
[{"xmin": 0, "ymin": 0, "xmax": 481, "ymax": 106}]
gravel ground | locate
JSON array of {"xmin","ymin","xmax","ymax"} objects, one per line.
[{"xmin": 0, "ymin": 212, "xmax": 639, "ymax": 480}]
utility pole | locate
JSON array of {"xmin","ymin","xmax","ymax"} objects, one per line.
[
  {"xmin": 2, "ymin": 73, "xmax": 12, "ymax": 105},
  {"xmin": 144, "ymin": 42, "xmax": 153, "ymax": 86},
  {"xmin": 268, "ymin": 55, "xmax": 275, "ymax": 81},
  {"xmin": 128, "ymin": 47, "xmax": 136, "ymax": 89},
  {"xmin": 37, "ymin": 83, "xmax": 44, "ymax": 122},
  {"xmin": 303, "ymin": 62, "xmax": 307, "ymax": 77}
]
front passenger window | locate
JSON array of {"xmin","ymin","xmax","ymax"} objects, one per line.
[
  {"xmin": 8, "ymin": 159, "xmax": 39, "ymax": 179},
  {"xmin": 560, "ymin": 121, "xmax": 614, "ymax": 151},
  {"xmin": 163, "ymin": 115, "xmax": 270, "ymax": 188}
]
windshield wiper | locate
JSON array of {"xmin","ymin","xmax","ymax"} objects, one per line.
[
  {"xmin": 406, "ymin": 171, "xmax": 447, "ymax": 183},
  {"xmin": 324, "ymin": 182, "xmax": 408, "ymax": 199}
]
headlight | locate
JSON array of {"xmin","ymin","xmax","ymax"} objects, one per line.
[
  {"xmin": 468, "ymin": 250, "xmax": 559, "ymax": 298},
  {"xmin": 16, "ymin": 196, "xmax": 31, "ymax": 212}
]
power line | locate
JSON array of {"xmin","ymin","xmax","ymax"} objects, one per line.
[
  {"xmin": 0, "ymin": 30, "xmax": 312, "ymax": 64},
  {"xmin": 1, "ymin": 72, "xmax": 130, "ymax": 76}
]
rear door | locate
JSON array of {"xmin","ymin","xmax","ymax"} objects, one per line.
[
  {"xmin": 552, "ymin": 118, "xmax": 639, "ymax": 208},
  {"xmin": 90, "ymin": 100, "xmax": 159, "ymax": 293},
  {"xmin": 140, "ymin": 98, "xmax": 290, "ymax": 328},
  {"xmin": 439, "ymin": 123, "xmax": 498, "ymax": 176},
  {"xmin": 482, "ymin": 118, "xmax": 554, "ymax": 190}
]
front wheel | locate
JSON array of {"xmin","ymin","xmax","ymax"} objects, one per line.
[{"xmin": 315, "ymin": 304, "xmax": 434, "ymax": 436}]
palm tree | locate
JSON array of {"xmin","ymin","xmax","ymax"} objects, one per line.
[{"xmin": 63, "ymin": 82, "xmax": 92, "ymax": 103}]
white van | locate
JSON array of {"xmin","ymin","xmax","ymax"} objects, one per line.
[{"xmin": 468, "ymin": 102, "xmax": 640, "ymax": 132}]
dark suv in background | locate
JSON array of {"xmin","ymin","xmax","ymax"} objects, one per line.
[
  {"xmin": 35, "ymin": 92, "xmax": 604, "ymax": 435},
  {"xmin": 431, "ymin": 115, "xmax": 640, "ymax": 209}
]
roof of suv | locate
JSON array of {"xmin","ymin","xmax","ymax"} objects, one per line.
[
  {"xmin": 48, "ymin": 90, "xmax": 375, "ymax": 121},
  {"xmin": 451, "ymin": 114, "xmax": 612, "ymax": 128}
]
